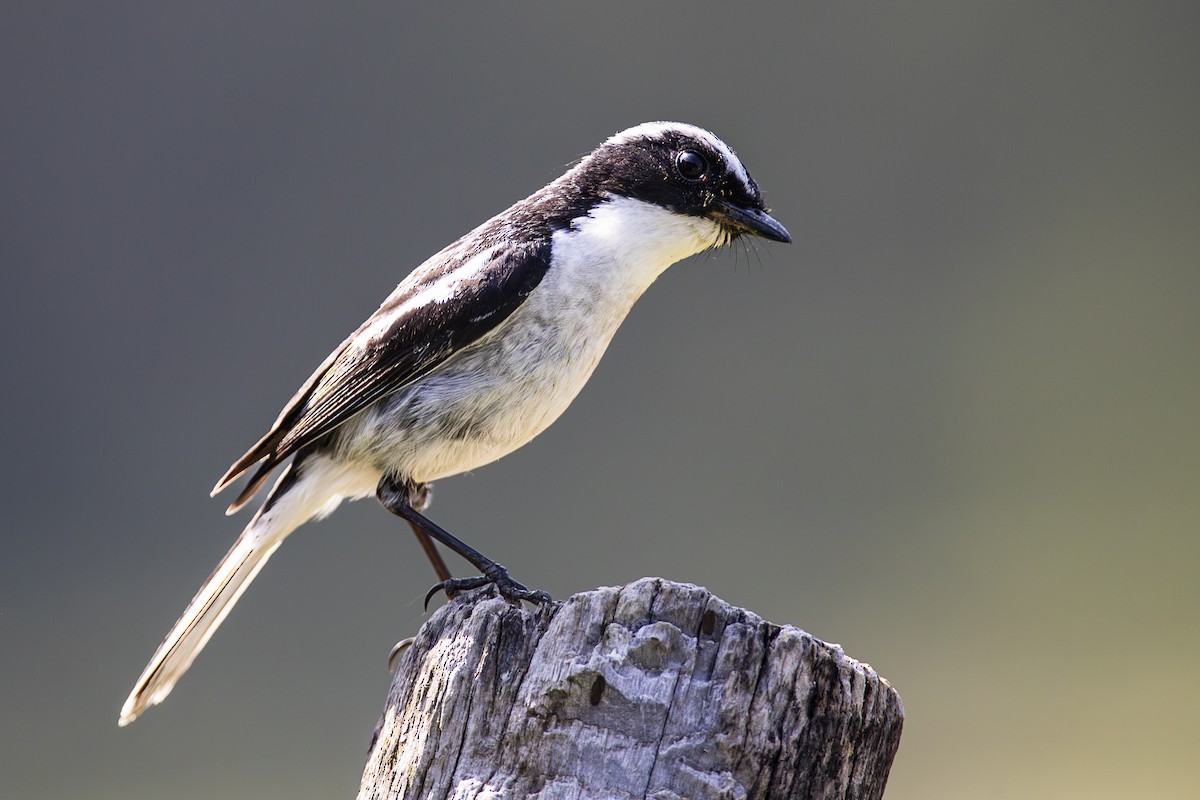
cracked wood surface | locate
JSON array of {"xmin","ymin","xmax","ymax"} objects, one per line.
[{"xmin": 358, "ymin": 578, "xmax": 903, "ymax": 800}]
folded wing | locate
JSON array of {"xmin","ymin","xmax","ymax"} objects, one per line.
[{"xmin": 212, "ymin": 238, "xmax": 552, "ymax": 511}]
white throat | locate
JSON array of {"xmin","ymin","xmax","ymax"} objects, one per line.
[{"xmin": 551, "ymin": 195, "xmax": 724, "ymax": 304}]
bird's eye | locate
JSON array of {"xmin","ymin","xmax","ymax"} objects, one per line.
[{"xmin": 675, "ymin": 150, "xmax": 708, "ymax": 181}]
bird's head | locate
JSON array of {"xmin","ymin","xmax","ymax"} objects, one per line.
[{"xmin": 571, "ymin": 122, "xmax": 792, "ymax": 247}]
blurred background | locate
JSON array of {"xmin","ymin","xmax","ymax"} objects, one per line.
[{"xmin": 3, "ymin": 2, "xmax": 1197, "ymax": 798}]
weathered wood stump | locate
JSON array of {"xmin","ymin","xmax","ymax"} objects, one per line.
[{"xmin": 358, "ymin": 578, "xmax": 903, "ymax": 799}]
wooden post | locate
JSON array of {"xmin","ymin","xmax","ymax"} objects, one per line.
[{"xmin": 358, "ymin": 578, "xmax": 903, "ymax": 800}]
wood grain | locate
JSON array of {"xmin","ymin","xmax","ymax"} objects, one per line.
[{"xmin": 359, "ymin": 578, "xmax": 903, "ymax": 799}]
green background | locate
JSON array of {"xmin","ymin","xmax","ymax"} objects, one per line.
[{"xmin": 4, "ymin": 3, "xmax": 1198, "ymax": 798}]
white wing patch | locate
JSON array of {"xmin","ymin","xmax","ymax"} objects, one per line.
[{"xmin": 359, "ymin": 249, "xmax": 495, "ymax": 344}]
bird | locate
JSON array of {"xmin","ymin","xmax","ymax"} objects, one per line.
[{"xmin": 119, "ymin": 121, "xmax": 791, "ymax": 726}]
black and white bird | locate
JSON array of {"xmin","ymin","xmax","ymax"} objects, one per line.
[{"xmin": 119, "ymin": 122, "xmax": 790, "ymax": 726}]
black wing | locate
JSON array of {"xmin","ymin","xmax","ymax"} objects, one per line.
[{"xmin": 213, "ymin": 237, "xmax": 552, "ymax": 511}]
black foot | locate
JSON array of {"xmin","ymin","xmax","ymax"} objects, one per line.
[{"xmin": 424, "ymin": 563, "xmax": 553, "ymax": 609}]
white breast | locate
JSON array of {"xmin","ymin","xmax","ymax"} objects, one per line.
[{"xmin": 343, "ymin": 197, "xmax": 725, "ymax": 483}]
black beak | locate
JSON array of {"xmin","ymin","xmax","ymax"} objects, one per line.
[{"xmin": 711, "ymin": 199, "xmax": 792, "ymax": 243}]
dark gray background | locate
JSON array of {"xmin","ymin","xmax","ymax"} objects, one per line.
[{"xmin": 4, "ymin": 3, "xmax": 1198, "ymax": 798}]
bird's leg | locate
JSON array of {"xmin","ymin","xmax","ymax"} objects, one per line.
[
  {"xmin": 377, "ymin": 475, "xmax": 552, "ymax": 608},
  {"xmin": 406, "ymin": 519, "xmax": 453, "ymax": 584},
  {"xmin": 394, "ymin": 481, "xmax": 453, "ymax": 583}
]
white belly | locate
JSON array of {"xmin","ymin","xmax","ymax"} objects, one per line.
[
  {"xmin": 340, "ymin": 284, "xmax": 623, "ymax": 482},
  {"xmin": 335, "ymin": 197, "xmax": 723, "ymax": 484}
]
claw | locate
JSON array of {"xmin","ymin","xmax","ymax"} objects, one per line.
[
  {"xmin": 423, "ymin": 576, "xmax": 490, "ymax": 610},
  {"xmin": 422, "ymin": 564, "xmax": 553, "ymax": 609},
  {"xmin": 388, "ymin": 637, "xmax": 416, "ymax": 672}
]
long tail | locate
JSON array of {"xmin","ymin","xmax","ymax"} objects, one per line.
[{"xmin": 119, "ymin": 459, "xmax": 371, "ymax": 726}]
